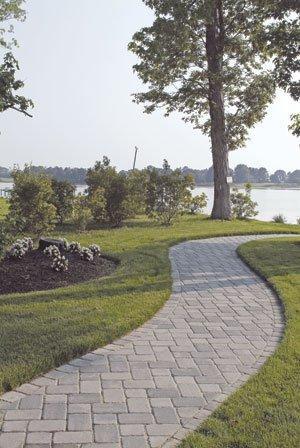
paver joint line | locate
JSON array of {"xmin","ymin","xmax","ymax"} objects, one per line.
[{"xmin": 0, "ymin": 234, "xmax": 291, "ymax": 448}]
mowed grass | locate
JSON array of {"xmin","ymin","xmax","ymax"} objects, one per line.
[
  {"xmin": 0, "ymin": 215, "xmax": 300, "ymax": 395},
  {"xmin": 180, "ymin": 237, "xmax": 300, "ymax": 448},
  {"xmin": 0, "ymin": 198, "xmax": 8, "ymax": 220}
]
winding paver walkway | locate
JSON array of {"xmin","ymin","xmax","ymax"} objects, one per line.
[{"xmin": 0, "ymin": 235, "xmax": 287, "ymax": 448}]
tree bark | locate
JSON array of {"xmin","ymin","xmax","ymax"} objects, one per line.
[{"xmin": 206, "ymin": 0, "xmax": 231, "ymax": 220}]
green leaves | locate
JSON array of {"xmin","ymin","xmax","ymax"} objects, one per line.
[
  {"xmin": 129, "ymin": 0, "xmax": 298, "ymax": 149},
  {"xmin": 230, "ymin": 184, "xmax": 258, "ymax": 219},
  {"xmin": 0, "ymin": 52, "xmax": 33, "ymax": 116},
  {"xmin": 289, "ymin": 113, "xmax": 300, "ymax": 137},
  {"xmin": 0, "ymin": 0, "xmax": 25, "ymax": 50},
  {"xmin": 146, "ymin": 160, "xmax": 195, "ymax": 225},
  {"xmin": 0, "ymin": 0, "xmax": 33, "ymax": 118},
  {"xmin": 7, "ymin": 166, "xmax": 57, "ymax": 235}
]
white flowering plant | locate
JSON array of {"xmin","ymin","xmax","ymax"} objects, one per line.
[
  {"xmin": 22, "ymin": 237, "xmax": 34, "ymax": 251},
  {"xmin": 6, "ymin": 237, "xmax": 34, "ymax": 260},
  {"xmin": 89, "ymin": 244, "xmax": 101, "ymax": 257},
  {"xmin": 80, "ymin": 247, "xmax": 94, "ymax": 262},
  {"xmin": 51, "ymin": 254, "xmax": 69, "ymax": 272},
  {"xmin": 43, "ymin": 245, "xmax": 60, "ymax": 259},
  {"xmin": 6, "ymin": 242, "xmax": 27, "ymax": 259},
  {"xmin": 68, "ymin": 241, "xmax": 81, "ymax": 254}
]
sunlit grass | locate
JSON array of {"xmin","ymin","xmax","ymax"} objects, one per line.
[{"xmin": 0, "ymin": 215, "xmax": 299, "ymax": 395}]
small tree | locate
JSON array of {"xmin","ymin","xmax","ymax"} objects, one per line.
[
  {"xmin": 86, "ymin": 157, "xmax": 132, "ymax": 227},
  {"xmin": 88, "ymin": 187, "xmax": 106, "ymax": 224},
  {"xmin": 72, "ymin": 194, "xmax": 92, "ymax": 232},
  {"xmin": 7, "ymin": 167, "xmax": 56, "ymax": 234},
  {"xmin": 105, "ymin": 174, "xmax": 130, "ymax": 227},
  {"xmin": 230, "ymin": 183, "xmax": 258, "ymax": 220},
  {"xmin": 125, "ymin": 169, "xmax": 148, "ymax": 216},
  {"xmin": 86, "ymin": 156, "xmax": 116, "ymax": 196},
  {"xmin": 146, "ymin": 160, "xmax": 194, "ymax": 225},
  {"xmin": 189, "ymin": 193, "xmax": 208, "ymax": 215},
  {"xmin": 51, "ymin": 179, "xmax": 75, "ymax": 225}
]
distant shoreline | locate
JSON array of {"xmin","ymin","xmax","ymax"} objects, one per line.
[
  {"xmin": 195, "ymin": 183, "xmax": 300, "ymax": 190},
  {"xmin": 1, "ymin": 178, "xmax": 300, "ymax": 191}
]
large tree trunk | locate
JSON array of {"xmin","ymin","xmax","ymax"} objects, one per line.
[{"xmin": 206, "ymin": 1, "xmax": 231, "ymax": 220}]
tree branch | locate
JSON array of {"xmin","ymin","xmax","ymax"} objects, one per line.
[
  {"xmin": 9, "ymin": 105, "xmax": 33, "ymax": 117},
  {"xmin": 224, "ymin": 0, "xmax": 246, "ymax": 33}
]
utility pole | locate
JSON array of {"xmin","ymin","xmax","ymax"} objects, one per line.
[{"xmin": 133, "ymin": 146, "xmax": 138, "ymax": 170}]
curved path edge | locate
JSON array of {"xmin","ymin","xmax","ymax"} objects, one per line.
[{"xmin": 0, "ymin": 234, "xmax": 295, "ymax": 448}]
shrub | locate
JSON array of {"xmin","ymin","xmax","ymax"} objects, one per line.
[
  {"xmin": 43, "ymin": 245, "xmax": 60, "ymax": 259},
  {"xmin": 88, "ymin": 188, "xmax": 106, "ymax": 224},
  {"xmin": 5, "ymin": 237, "xmax": 34, "ymax": 260},
  {"xmin": 72, "ymin": 195, "xmax": 92, "ymax": 231},
  {"xmin": 273, "ymin": 214, "xmax": 287, "ymax": 223},
  {"xmin": 51, "ymin": 254, "xmax": 68, "ymax": 272},
  {"xmin": 230, "ymin": 183, "xmax": 258, "ymax": 219},
  {"xmin": 80, "ymin": 247, "xmax": 94, "ymax": 262},
  {"xmin": 7, "ymin": 166, "xmax": 57, "ymax": 234},
  {"xmin": 189, "ymin": 193, "xmax": 208, "ymax": 214},
  {"xmin": 6, "ymin": 241, "xmax": 27, "ymax": 259},
  {"xmin": 23, "ymin": 237, "xmax": 34, "ymax": 251},
  {"xmin": 105, "ymin": 174, "xmax": 130, "ymax": 227},
  {"xmin": 86, "ymin": 156, "xmax": 133, "ymax": 227},
  {"xmin": 146, "ymin": 160, "xmax": 194, "ymax": 225},
  {"xmin": 89, "ymin": 244, "xmax": 101, "ymax": 256},
  {"xmin": 0, "ymin": 221, "xmax": 12, "ymax": 258},
  {"xmin": 51, "ymin": 179, "xmax": 75, "ymax": 225},
  {"xmin": 68, "ymin": 241, "xmax": 81, "ymax": 253},
  {"xmin": 125, "ymin": 169, "xmax": 148, "ymax": 216}
]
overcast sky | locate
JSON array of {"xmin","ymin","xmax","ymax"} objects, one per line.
[{"xmin": 0, "ymin": 0, "xmax": 299, "ymax": 172}]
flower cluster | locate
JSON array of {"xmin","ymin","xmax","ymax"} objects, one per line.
[
  {"xmin": 43, "ymin": 242, "xmax": 69, "ymax": 272},
  {"xmin": 68, "ymin": 241, "xmax": 81, "ymax": 254},
  {"xmin": 80, "ymin": 247, "xmax": 94, "ymax": 262},
  {"xmin": 89, "ymin": 244, "xmax": 101, "ymax": 257},
  {"xmin": 51, "ymin": 254, "xmax": 69, "ymax": 272},
  {"xmin": 23, "ymin": 237, "xmax": 34, "ymax": 251},
  {"xmin": 6, "ymin": 237, "xmax": 34, "ymax": 260},
  {"xmin": 41, "ymin": 238, "xmax": 101, "ymax": 271},
  {"xmin": 43, "ymin": 245, "xmax": 60, "ymax": 258}
]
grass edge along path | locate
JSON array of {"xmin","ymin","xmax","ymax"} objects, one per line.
[
  {"xmin": 179, "ymin": 236, "xmax": 300, "ymax": 448},
  {"xmin": 0, "ymin": 216, "xmax": 299, "ymax": 396}
]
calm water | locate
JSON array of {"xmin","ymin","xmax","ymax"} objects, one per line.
[
  {"xmin": 194, "ymin": 186, "xmax": 300, "ymax": 224},
  {"xmin": 1, "ymin": 182, "xmax": 299, "ymax": 224}
]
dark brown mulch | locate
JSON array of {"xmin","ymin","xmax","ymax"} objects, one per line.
[{"xmin": 0, "ymin": 250, "xmax": 118, "ymax": 295}]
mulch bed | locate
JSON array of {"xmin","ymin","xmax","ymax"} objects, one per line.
[{"xmin": 0, "ymin": 250, "xmax": 118, "ymax": 295}]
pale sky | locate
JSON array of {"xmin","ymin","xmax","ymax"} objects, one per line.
[{"xmin": 0, "ymin": 0, "xmax": 299, "ymax": 172}]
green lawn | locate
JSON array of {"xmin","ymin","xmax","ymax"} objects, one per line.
[
  {"xmin": 180, "ymin": 237, "xmax": 300, "ymax": 448},
  {"xmin": 0, "ymin": 216, "xmax": 299, "ymax": 397},
  {"xmin": 0, "ymin": 198, "xmax": 8, "ymax": 220}
]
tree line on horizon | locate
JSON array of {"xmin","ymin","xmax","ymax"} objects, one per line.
[{"xmin": 1, "ymin": 164, "xmax": 300, "ymax": 186}]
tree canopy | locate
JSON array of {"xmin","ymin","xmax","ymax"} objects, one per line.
[
  {"xmin": 0, "ymin": 0, "xmax": 33, "ymax": 117},
  {"xmin": 129, "ymin": 0, "xmax": 299, "ymax": 218},
  {"xmin": 129, "ymin": 1, "xmax": 278, "ymax": 151}
]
